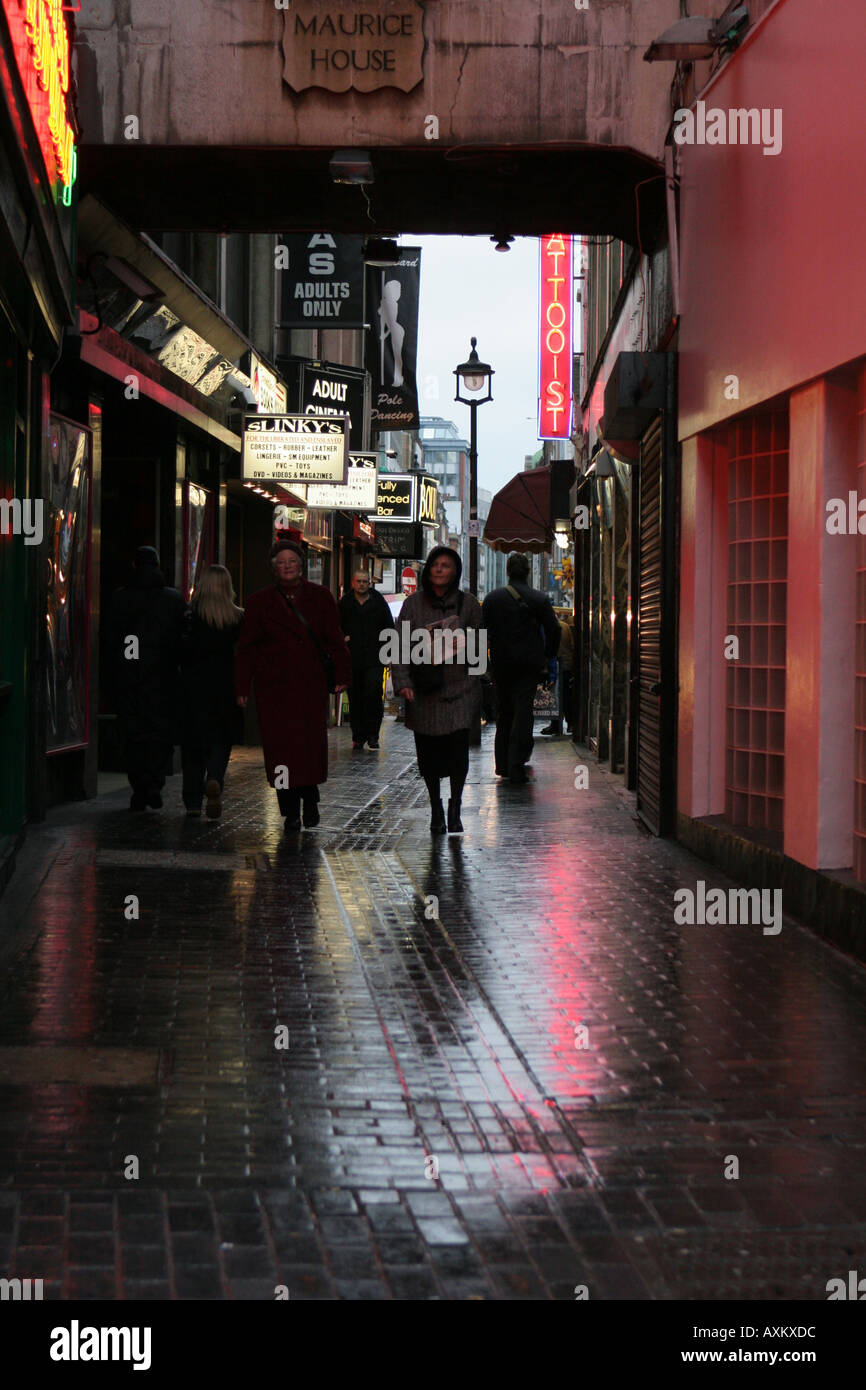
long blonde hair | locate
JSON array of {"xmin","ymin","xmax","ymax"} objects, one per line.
[{"xmin": 192, "ymin": 565, "xmax": 243, "ymax": 629}]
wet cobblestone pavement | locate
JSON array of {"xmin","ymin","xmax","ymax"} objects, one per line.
[{"xmin": 1, "ymin": 720, "xmax": 866, "ymax": 1300}]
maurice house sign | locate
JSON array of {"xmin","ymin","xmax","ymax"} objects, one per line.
[
  {"xmin": 243, "ymin": 414, "xmax": 349, "ymax": 485},
  {"xmin": 282, "ymin": 1, "xmax": 425, "ymax": 94}
]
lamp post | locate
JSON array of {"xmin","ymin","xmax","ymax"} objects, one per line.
[{"xmin": 454, "ymin": 337, "xmax": 494, "ymax": 597}]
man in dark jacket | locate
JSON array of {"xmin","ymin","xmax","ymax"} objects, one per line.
[
  {"xmin": 481, "ymin": 552, "xmax": 561, "ymax": 783},
  {"xmin": 105, "ymin": 546, "xmax": 185, "ymax": 810},
  {"xmin": 337, "ymin": 571, "xmax": 396, "ymax": 749}
]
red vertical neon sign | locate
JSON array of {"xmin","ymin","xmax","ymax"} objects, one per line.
[{"xmin": 538, "ymin": 234, "xmax": 573, "ymax": 440}]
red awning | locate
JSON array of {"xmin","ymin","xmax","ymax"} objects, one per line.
[{"xmin": 483, "ymin": 465, "xmax": 553, "ymax": 553}]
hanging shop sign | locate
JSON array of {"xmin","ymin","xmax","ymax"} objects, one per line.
[
  {"xmin": 277, "ymin": 356, "xmax": 370, "ymax": 449},
  {"xmin": 371, "ymin": 471, "xmax": 438, "ymax": 523},
  {"xmin": 538, "ymin": 234, "xmax": 573, "ymax": 440},
  {"xmin": 250, "ymin": 354, "xmax": 288, "ymax": 413},
  {"xmin": 374, "ymin": 472, "xmax": 416, "ymax": 521},
  {"xmin": 242, "ymin": 414, "xmax": 349, "ymax": 485},
  {"xmin": 353, "ymin": 517, "xmax": 375, "ymax": 544},
  {"xmin": 278, "ymin": 234, "xmax": 365, "ymax": 328},
  {"xmin": 282, "ymin": 1, "xmax": 425, "ymax": 95},
  {"xmin": 376, "ymin": 521, "xmax": 424, "ymax": 559},
  {"xmin": 4, "ymin": 0, "xmax": 77, "ymax": 202},
  {"xmin": 366, "ymin": 247, "xmax": 422, "ymax": 432},
  {"xmin": 304, "ymin": 452, "xmax": 378, "ymax": 511},
  {"xmin": 417, "ymin": 473, "xmax": 439, "ymax": 526}
]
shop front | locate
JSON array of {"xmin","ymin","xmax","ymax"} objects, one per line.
[{"xmin": 1, "ymin": 0, "xmax": 78, "ymax": 872}]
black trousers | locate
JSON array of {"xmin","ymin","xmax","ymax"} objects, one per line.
[
  {"xmin": 181, "ymin": 739, "xmax": 232, "ymax": 810},
  {"xmin": 348, "ymin": 664, "xmax": 384, "ymax": 742},
  {"xmin": 492, "ymin": 665, "xmax": 539, "ymax": 776},
  {"xmin": 125, "ymin": 738, "xmax": 173, "ymax": 799}
]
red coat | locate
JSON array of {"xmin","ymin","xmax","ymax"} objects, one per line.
[{"xmin": 235, "ymin": 581, "xmax": 351, "ymax": 788}]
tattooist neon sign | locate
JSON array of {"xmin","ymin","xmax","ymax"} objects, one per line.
[
  {"xmin": 3, "ymin": 0, "xmax": 77, "ymax": 201},
  {"xmin": 538, "ymin": 234, "xmax": 573, "ymax": 440}
]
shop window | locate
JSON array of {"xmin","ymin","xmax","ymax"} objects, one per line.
[
  {"xmin": 855, "ymin": 370, "xmax": 866, "ymax": 880},
  {"xmin": 725, "ymin": 411, "xmax": 789, "ymax": 833},
  {"xmin": 183, "ymin": 482, "xmax": 214, "ymax": 602}
]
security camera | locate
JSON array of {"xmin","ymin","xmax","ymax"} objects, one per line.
[{"xmin": 226, "ymin": 372, "xmax": 258, "ymax": 408}]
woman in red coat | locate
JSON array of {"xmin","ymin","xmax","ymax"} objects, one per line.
[{"xmin": 235, "ymin": 540, "xmax": 351, "ymax": 831}]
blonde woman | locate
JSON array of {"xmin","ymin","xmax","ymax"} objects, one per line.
[{"xmin": 180, "ymin": 565, "xmax": 244, "ymax": 818}]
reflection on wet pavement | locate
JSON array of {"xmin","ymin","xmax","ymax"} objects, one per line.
[{"xmin": 1, "ymin": 721, "xmax": 865, "ymax": 1299}]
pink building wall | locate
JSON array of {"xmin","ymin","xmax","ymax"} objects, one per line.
[
  {"xmin": 677, "ymin": 0, "xmax": 866, "ymax": 873},
  {"xmin": 678, "ymin": 0, "xmax": 866, "ymax": 443}
]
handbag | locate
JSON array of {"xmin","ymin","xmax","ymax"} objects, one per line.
[
  {"xmin": 411, "ymin": 592, "xmax": 464, "ymax": 696},
  {"xmin": 280, "ymin": 590, "xmax": 337, "ymax": 692}
]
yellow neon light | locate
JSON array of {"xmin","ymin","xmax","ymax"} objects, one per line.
[{"xmin": 21, "ymin": 0, "xmax": 75, "ymax": 188}]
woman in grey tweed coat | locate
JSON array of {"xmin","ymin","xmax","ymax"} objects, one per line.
[{"xmin": 392, "ymin": 546, "xmax": 482, "ymax": 834}]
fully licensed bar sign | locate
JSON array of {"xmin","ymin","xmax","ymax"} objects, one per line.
[
  {"xmin": 282, "ymin": 1, "xmax": 425, "ymax": 94},
  {"xmin": 243, "ymin": 414, "xmax": 349, "ymax": 485}
]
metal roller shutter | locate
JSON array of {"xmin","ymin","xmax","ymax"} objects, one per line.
[{"xmin": 637, "ymin": 416, "xmax": 663, "ymax": 834}]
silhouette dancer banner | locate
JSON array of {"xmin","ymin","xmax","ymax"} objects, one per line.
[{"xmin": 365, "ymin": 247, "xmax": 422, "ymax": 432}]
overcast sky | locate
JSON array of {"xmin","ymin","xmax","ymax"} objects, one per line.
[{"xmin": 407, "ymin": 234, "xmax": 544, "ymax": 496}]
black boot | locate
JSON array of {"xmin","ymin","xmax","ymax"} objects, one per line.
[
  {"xmin": 278, "ymin": 788, "xmax": 301, "ymax": 831},
  {"xmin": 447, "ymin": 798, "xmax": 463, "ymax": 833},
  {"xmin": 302, "ymin": 787, "xmax": 320, "ymax": 828},
  {"xmin": 430, "ymin": 799, "xmax": 446, "ymax": 834}
]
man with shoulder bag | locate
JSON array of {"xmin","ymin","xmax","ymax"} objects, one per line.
[{"xmin": 481, "ymin": 552, "xmax": 560, "ymax": 783}]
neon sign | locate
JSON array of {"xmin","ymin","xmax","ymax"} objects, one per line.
[
  {"xmin": 538, "ymin": 234, "xmax": 573, "ymax": 440},
  {"xmin": 3, "ymin": 0, "xmax": 76, "ymax": 196}
]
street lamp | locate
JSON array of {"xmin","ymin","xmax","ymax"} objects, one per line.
[{"xmin": 453, "ymin": 337, "xmax": 494, "ymax": 597}]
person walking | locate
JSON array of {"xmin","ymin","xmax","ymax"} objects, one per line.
[
  {"xmin": 481, "ymin": 552, "xmax": 561, "ymax": 783},
  {"xmin": 392, "ymin": 545, "xmax": 482, "ymax": 834},
  {"xmin": 337, "ymin": 570, "xmax": 395, "ymax": 749},
  {"xmin": 105, "ymin": 545, "xmax": 185, "ymax": 811},
  {"xmin": 234, "ymin": 539, "xmax": 350, "ymax": 831},
  {"xmin": 180, "ymin": 565, "xmax": 244, "ymax": 819},
  {"xmin": 539, "ymin": 611, "xmax": 575, "ymax": 737}
]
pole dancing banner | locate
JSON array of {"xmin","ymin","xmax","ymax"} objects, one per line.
[{"xmin": 365, "ymin": 247, "xmax": 422, "ymax": 432}]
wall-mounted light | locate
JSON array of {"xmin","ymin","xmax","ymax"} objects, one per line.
[{"xmin": 643, "ymin": 5, "xmax": 749, "ymax": 61}]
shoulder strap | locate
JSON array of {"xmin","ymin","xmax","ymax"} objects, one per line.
[
  {"xmin": 280, "ymin": 590, "xmax": 326, "ymax": 659},
  {"xmin": 506, "ymin": 584, "xmax": 530, "ymax": 611}
]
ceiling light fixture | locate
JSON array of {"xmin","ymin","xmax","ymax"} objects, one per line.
[
  {"xmin": 329, "ymin": 149, "xmax": 374, "ymax": 184},
  {"xmin": 490, "ymin": 235, "xmax": 515, "ymax": 253}
]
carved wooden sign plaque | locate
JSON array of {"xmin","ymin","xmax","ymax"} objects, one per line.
[{"xmin": 282, "ymin": 1, "xmax": 425, "ymax": 94}]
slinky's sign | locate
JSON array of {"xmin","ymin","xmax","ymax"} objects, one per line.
[
  {"xmin": 282, "ymin": 1, "xmax": 425, "ymax": 94},
  {"xmin": 242, "ymin": 414, "xmax": 349, "ymax": 485},
  {"xmin": 4, "ymin": 0, "xmax": 77, "ymax": 197},
  {"xmin": 538, "ymin": 235, "xmax": 573, "ymax": 440}
]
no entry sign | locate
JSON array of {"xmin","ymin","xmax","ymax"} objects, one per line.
[{"xmin": 401, "ymin": 567, "xmax": 417, "ymax": 595}]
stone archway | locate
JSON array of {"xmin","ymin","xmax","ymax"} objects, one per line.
[{"xmin": 73, "ymin": 0, "xmax": 680, "ymax": 243}]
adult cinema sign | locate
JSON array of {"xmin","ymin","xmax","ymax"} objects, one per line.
[
  {"xmin": 282, "ymin": 1, "xmax": 425, "ymax": 94},
  {"xmin": 538, "ymin": 234, "xmax": 573, "ymax": 440},
  {"xmin": 243, "ymin": 414, "xmax": 349, "ymax": 485}
]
